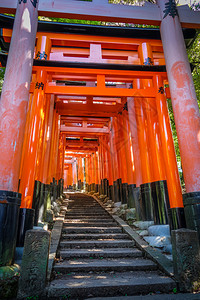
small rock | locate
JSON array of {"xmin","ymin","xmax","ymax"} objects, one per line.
[
  {"xmin": 46, "ymin": 209, "xmax": 54, "ymax": 223},
  {"xmin": 143, "ymin": 236, "xmax": 171, "ymax": 248},
  {"xmin": 148, "ymin": 225, "xmax": 170, "ymax": 237},
  {"xmin": 114, "ymin": 202, "xmax": 121, "ymax": 208},
  {"xmin": 133, "ymin": 221, "xmax": 154, "ymax": 230},
  {"xmin": 125, "ymin": 208, "xmax": 136, "ymax": 220},
  {"xmin": 139, "ymin": 230, "xmax": 149, "ymax": 236},
  {"xmin": 112, "ymin": 207, "xmax": 120, "ymax": 214},
  {"xmin": 120, "ymin": 204, "xmax": 127, "ymax": 210}
]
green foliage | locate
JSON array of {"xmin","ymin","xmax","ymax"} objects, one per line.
[
  {"xmin": 0, "ymin": 68, "xmax": 5, "ymax": 94},
  {"xmin": 187, "ymin": 32, "xmax": 200, "ymax": 110}
]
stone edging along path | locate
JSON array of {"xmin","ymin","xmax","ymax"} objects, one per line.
[{"xmin": 92, "ymin": 195, "xmax": 175, "ymax": 279}]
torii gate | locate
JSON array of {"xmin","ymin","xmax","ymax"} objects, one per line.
[{"xmin": 0, "ymin": 0, "xmax": 200, "ymax": 267}]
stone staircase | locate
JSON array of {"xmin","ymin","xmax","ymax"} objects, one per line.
[{"xmin": 48, "ymin": 193, "xmax": 176, "ymax": 299}]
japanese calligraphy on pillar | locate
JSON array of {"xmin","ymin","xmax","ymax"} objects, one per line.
[
  {"xmin": 35, "ymin": 51, "xmax": 48, "ymax": 60},
  {"xmin": 35, "ymin": 82, "xmax": 44, "ymax": 90},
  {"xmin": 163, "ymin": 0, "xmax": 178, "ymax": 19},
  {"xmin": 19, "ymin": 0, "xmax": 38, "ymax": 8}
]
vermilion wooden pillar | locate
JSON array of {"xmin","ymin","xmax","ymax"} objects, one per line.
[
  {"xmin": 121, "ymin": 111, "xmax": 136, "ymax": 185},
  {"xmin": 138, "ymin": 43, "xmax": 166, "ymax": 182},
  {"xmin": 110, "ymin": 118, "xmax": 120, "ymax": 182},
  {"xmin": 52, "ymin": 115, "xmax": 60, "ymax": 181},
  {"xmin": 47, "ymin": 109, "xmax": 58, "ymax": 183},
  {"xmin": 72, "ymin": 160, "xmax": 77, "ymax": 190},
  {"xmin": 35, "ymin": 94, "xmax": 51, "ymax": 182},
  {"xmin": 94, "ymin": 151, "xmax": 99, "ymax": 190},
  {"xmin": 112, "ymin": 117, "xmax": 123, "ymax": 180},
  {"xmin": 0, "ymin": 0, "xmax": 39, "ymax": 192},
  {"xmin": 77, "ymin": 157, "xmax": 84, "ymax": 189},
  {"xmin": 131, "ymin": 81, "xmax": 151, "ymax": 184},
  {"xmin": 116, "ymin": 116, "xmax": 128, "ymax": 184},
  {"xmin": 127, "ymin": 96, "xmax": 142, "ymax": 187},
  {"xmin": 104, "ymin": 135, "xmax": 113, "ymax": 185},
  {"xmin": 34, "ymin": 94, "xmax": 49, "ymax": 181},
  {"xmin": 19, "ymin": 93, "xmax": 34, "ymax": 183},
  {"xmin": 102, "ymin": 136, "xmax": 108, "ymax": 180},
  {"xmin": 19, "ymin": 36, "xmax": 51, "ymax": 209},
  {"xmin": 66, "ymin": 164, "xmax": 73, "ymax": 188},
  {"xmin": 85, "ymin": 156, "xmax": 89, "ymax": 191},
  {"xmin": 42, "ymin": 95, "xmax": 55, "ymax": 184},
  {"xmin": 155, "ymin": 75, "xmax": 183, "ymax": 213},
  {"xmin": 64, "ymin": 166, "xmax": 68, "ymax": 189},
  {"xmin": 157, "ymin": 0, "xmax": 200, "ymax": 193},
  {"xmin": 19, "ymin": 69, "xmax": 47, "ymax": 209}
]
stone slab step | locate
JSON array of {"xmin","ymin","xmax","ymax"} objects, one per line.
[
  {"xmin": 63, "ymin": 222, "xmax": 117, "ymax": 227},
  {"xmin": 66, "ymin": 213, "xmax": 109, "ymax": 216},
  {"xmin": 64, "ymin": 219, "xmax": 115, "ymax": 223},
  {"xmin": 64, "ymin": 215, "xmax": 111, "ymax": 219},
  {"xmin": 62, "ymin": 227, "xmax": 122, "ymax": 234},
  {"xmin": 69, "ymin": 205, "xmax": 101, "ymax": 207},
  {"xmin": 60, "ymin": 240, "xmax": 135, "ymax": 249},
  {"xmin": 68, "ymin": 209, "xmax": 102, "ymax": 212},
  {"xmin": 85, "ymin": 294, "xmax": 200, "ymax": 300},
  {"xmin": 59, "ymin": 248, "xmax": 142, "ymax": 259},
  {"xmin": 53, "ymin": 258, "xmax": 157, "ymax": 273},
  {"xmin": 61, "ymin": 233, "xmax": 129, "ymax": 240},
  {"xmin": 48, "ymin": 271, "xmax": 176, "ymax": 299}
]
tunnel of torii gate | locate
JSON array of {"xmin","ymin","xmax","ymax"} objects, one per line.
[{"xmin": 0, "ymin": 0, "xmax": 200, "ymax": 267}]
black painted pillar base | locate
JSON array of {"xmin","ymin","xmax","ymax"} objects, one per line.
[
  {"xmin": 91, "ymin": 183, "xmax": 95, "ymax": 191},
  {"xmin": 122, "ymin": 183, "xmax": 128, "ymax": 205},
  {"xmin": 16, "ymin": 208, "xmax": 35, "ymax": 247},
  {"xmin": 127, "ymin": 185, "xmax": 141, "ymax": 220},
  {"xmin": 168, "ymin": 207, "xmax": 186, "ymax": 231},
  {"xmin": 113, "ymin": 180, "xmax": 119, "ymax": 203},
  {"xmin": 77, "ymin": 180, "xmax": 81, "ymax": 190},
  {"xmin": 108, "ymin": 185, "xmax": 113, "ymax": 200},
  {"xmin": 100, "ymin": 179, "xmax": 104, "ymax": 195},
  {"xmin": 32, "ymin": 180, "xmax": 41, "ymax": 226},
  {"xmin": 140, "ymin": 180, "xmax": 170, "ymax": 224},
  {"xmin": 127, "ymin": 184, "xmax": 136, "ymax": 208},
  {"xmin": 140, "ymin": 182, "xmax": 154, "ymax": 222},
  {"xmin": 53, "ymin": 178, "xmax": 57, "ymax": 203},
  {"xmin": 183, "ymin": 191, "xmax": 200, "ymax": 241},
  {"xmin": 117, "ymin": 178, "xmax": 123, "ymax": 203},
  {"xmin": 95, "ymin": 184, "xmax": 99, "ymax": 193},
  {"xmin": 85, "ymin": 183, "xmax": 89, "ymax": 192},
  {"xmin": 151, "ymin": 180, "xmax": 170, "ymax": 225},
  {"xmin": 0, "ymin": 190, "xmax": 21, "ymax": 266}
]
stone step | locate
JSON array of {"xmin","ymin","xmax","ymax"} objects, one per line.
[
  {"xmin": 69, "ymin": 205, "xmax": 100, "ymax": 207},
  {"xmin": 62, "ymin": 227, "xmax": 122, "ymax": 234},
  {"xmin": 53, "ymin": 258, "xmax": 157, "ymax": 273},
  {"xmin": 64, "ymin": 219, "xmax": 115, "ymax": 223},
  {"xmin": 63, "ymin": 222, "xmax": 117, "ymax": 227},
  {"xmin": 48, "ymin": 271, "xmax": 176, "ymax": 299},
  {"xmin": 61, "ymin": 233, "xmax": 129, "ymax": 240},
  {"xmin": 64, "ymin": 215, "xmax": 111, "ymax": 219},
  {"xmin": 67, "ymin": 209, "xmax": 104, "ymax": 212},
  {"xmin": 66, "ymin": 212, "xmax": 107, "ymax": 215},
  {"xmin": 59, "ymin": 248, "xmax": 142, "ymax": 259},
  {"xmin": 60, "ymin": 240, "xmax": 135, "ymax": 249}
]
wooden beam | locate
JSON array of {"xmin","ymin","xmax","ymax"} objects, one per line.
[
  {"xmin": 61, "ymin": 116, "xmax": 110, "ymax": 124},
  {"xmin": 56, "ymin": 102, "xmax": 122, "ymax": 117},
  {"xmin": 61, "ymin": 125, "xmax": 109, "ymax": 134},
  {"xmin": 0, "ymin": 1, "xmax": 200, "ymax": 28},
  {"xmin": 46, "ymin": 83, "xmax": 156, "ymax": 98}
]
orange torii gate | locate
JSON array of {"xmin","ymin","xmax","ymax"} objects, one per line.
[{"xmin": 0, "ymin": 0, "xmax": 200, "ymax": 267}]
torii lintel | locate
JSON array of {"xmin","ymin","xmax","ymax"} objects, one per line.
[{"xmin": 0, "ymin": 0, "xmax": 200, "ymax": 28}]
